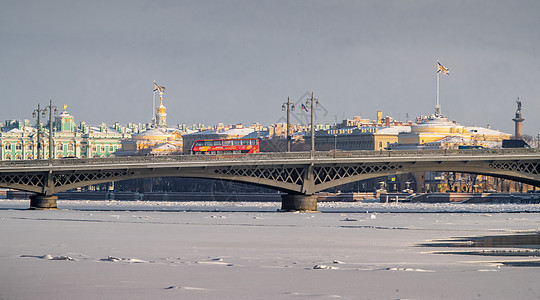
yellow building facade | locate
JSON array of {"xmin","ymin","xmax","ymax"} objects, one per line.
[{"xmin": 397, "ymin": 115, "xmax": 510, "ymax": 147}]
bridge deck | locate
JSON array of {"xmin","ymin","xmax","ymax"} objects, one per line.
[{"xmin": 1, "ymin": 149, "xmax": 539, "ymax": 171}]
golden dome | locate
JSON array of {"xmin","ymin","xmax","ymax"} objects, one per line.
[
  {"xmin": 132, "ymin": 128, "xmax": 174, "ymax": 141},
  {"xmin": 157, "ymin": 97, "xmax": 166, "ymax": 113}
]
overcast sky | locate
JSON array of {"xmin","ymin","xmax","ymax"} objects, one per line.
[{"xmin": 1, "ymin": 1, "xmax": 539, "ymax": 135}]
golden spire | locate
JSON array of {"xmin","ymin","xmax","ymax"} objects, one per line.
[
  {"xmin": 156, "ymin": 91, "xmax": 167, "ymax": 127},
  {"xmin": 157, "ymin": 92, "xmax": 166, "ymax": 113}
]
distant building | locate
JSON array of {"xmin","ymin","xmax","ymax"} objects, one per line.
[
  {"xmin": 116, "ymin": 93, "xmax": 183, "ymax": 156},
  {"xmin": 118, "ymin": 128, "xmax": 182, "ymax": 156},
  {"xmin": 315, "ymin": 125, "xmax": 411, "ymax": 151},
  {"xmin": 385, "ymin": 114, "xmax": 512, "ymax": 193},
  {"xmin": 389, "ymin": 115, "xmax": 511, "ymax": 150},
  {"xmin": 0, "ymin": 107, "xmax": 130, "ymax": 160}
]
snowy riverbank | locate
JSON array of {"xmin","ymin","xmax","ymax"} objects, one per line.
[{"xmin": 2, "ymin": 198, "xmax": 540, "ymax": 213}]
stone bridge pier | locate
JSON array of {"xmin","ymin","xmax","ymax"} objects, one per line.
[
  {"xmin": 30, "ymin": 194, "xmax": 58, "ymax": 210},
  {"xmin": 280, "ymin": 194, "xmax": 318, "ymax": 212}
]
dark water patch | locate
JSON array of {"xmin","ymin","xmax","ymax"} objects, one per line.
[
  {"xmin": 498, "ymin": 260, "xmax": 540, "ymax": 267},
  {"xmin": 418, "ymin": 232, "xmax": 540, "ymax": 249},
  {"xmin": 433, "ymin": 249, "xmax": 540, "ymax": 257},
  {"xmin": 420, "ymin": 232, "xmax": 540, "ymax": 267}
]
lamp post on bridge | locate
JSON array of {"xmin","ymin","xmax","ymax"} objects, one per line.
[
  {"xmin": 32, "ymin": 104, "xmax": 46, "ymax": 160},
  {"xmin": 29, "ymin": 99, "xmax": 58, "ymax": 209},
  {"xmin": 282, "ymin": 97, "xmax": 295, "ymax": 152},
  {"xmin": 44, "ymin": 99, "xmax": 57, "ymax": 165},
  {"xmin": 305, "ymin": 92, "xmax": 319, "ymax": 152}
]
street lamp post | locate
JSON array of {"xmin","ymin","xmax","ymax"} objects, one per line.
[
  {"xmin": 32, "ymin": 103, "xmax": 46, "ymax": 159},
  {"xmin": 305, "ymin": 92, "xmax": 319, "ymax": 152},
  {"xmin": 282, "ymin": 97, "xmax": 295, "ymax": 152},
  {"xmin": 334, "ymin": 134, "xmax": 337, "ymax": 151},
  {"xmin": 44, "ymin": 99, "xmax": 57, "ymax": 165}
]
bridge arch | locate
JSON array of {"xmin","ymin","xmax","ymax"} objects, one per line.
[
  {"xmin": 1, "ymin": 158, "xmax": 540, "ymax": 196},
  {"xmin": 1, "ymin": 150, "xmax": 540, "ymax": 209}
]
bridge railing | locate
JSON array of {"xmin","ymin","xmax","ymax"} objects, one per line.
[{"xmin": 0, "ymin": 148, "xmax": 538, "ymax": 168}]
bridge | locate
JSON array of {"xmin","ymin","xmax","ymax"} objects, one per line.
[{"xmin": 1, "ymin": 148, "xmax": 539, "ymax": 211}]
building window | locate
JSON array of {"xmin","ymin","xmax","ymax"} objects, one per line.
[
  {"xmin": 92, "ymin": 146, "xmax": 97, "ymax": 152},
  {"xmin": 109, "ymin": 145, "xmax": 114, "ymax": 152},
  {"xmin": 5, "ymin": 154, "xmax": 12, "ymax": 160},
  {"xmin": 5, "ymin": 143, "xmax": 11, "ymax": 150},
  {"xmin": 68, "ymin": 143, "xmax": 74, "ymax": 151},
  {"xmin": 81, "ymin": 145, "xmax": 87, "ymax": 151},
  {"xmin": 27, "ymin": 143, "xmax": 33, "ymax": 150},
  {"xmin": 57, "ymin": 143, "xmax": 63, "ymax": 151},
  {"xmin": 15, "ymin": 154, "xmax": 22, "ymax": 160},
  {"xmin": 100, "ymin": 145, "xmax": 105, "ymax": 152},
  {"xmin": 15, "ymin": 143, "xmax": 22, "ymax": 150}
]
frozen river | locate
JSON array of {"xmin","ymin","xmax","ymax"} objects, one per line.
[{"xmin": 1, "ymin": 200, "xmax": 540, "ymax": 299}]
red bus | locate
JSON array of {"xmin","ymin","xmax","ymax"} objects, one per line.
[{"xmin": 191, "ymin": 138, "xmax": 260, "ymax": 155}]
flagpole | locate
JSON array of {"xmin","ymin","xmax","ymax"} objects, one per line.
[
  {"xmin": 152, "ymin": 81, "xmax": 156, "ymax": 125},
  {"xmin": 436, "ymin": 70, "xmax": 440, "ymax": 116}
]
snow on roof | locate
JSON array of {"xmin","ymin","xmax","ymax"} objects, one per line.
[
  {"xmin": 375, "ymin": 126, "xmax": 411, "ymax": 135},
  {"xmin": 135, "ymin": 128, "xmax": 171, "ymax": 137},
  {"xmin": 218, "ymin": 128, "xmax": 255, "ymax": 136},
  {"xmin": 414, "ymin": 115, "xmax": 463, "ymax": 128},
  {"xmin": 426, "ymin": 136, "xmax": 471, "ymax": 145},
  {"xmin": 89, "ymin": 126, "xmax": 122, "ymax": 134},
  {"xmin": 1, "ymin": 126, "xmax": 36, "ymax": 134},
  {"xmin": 466, "ymin": 126, "xmax": 511, "ymax": 136},
  {"xmin": 153, "ymin": 143, "xmax": 181, "ymax": 150},
  {"xmin": 189, "ymin": 129, "xmax": 216, "ymax": 136},
  {"xmin": 243, "ymin": 131, "xmax": 269, "ymax": 139}
]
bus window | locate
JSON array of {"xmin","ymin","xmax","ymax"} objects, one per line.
[
  {"xmin": 213, "ymin": 140, "xmax": 222, "ymax": 146},
  {"xmin": 233, "ymin": 140, "xmax": 241, "ymax": 146},
  {"xmin": 195, "ymin": 141, "xmax": 204, "ymax": 147},
  {"xmin": 250, "ymin": 139, "xmax": 257, "ymax": 145},
  {"xmin": 204, "ymin": 141, "xmax": 213, "ymax": 146},
  {"xmin": 223, "ymin": 140, "xmax": 233, "ymax": 146},
  {"xmin": 241, "ymin": 140, "xmax": 249, "ymax": 145}
]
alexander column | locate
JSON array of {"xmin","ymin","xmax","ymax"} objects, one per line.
[{"xmin": 513, "ymin": 97, "xmax": 524, "ymax": 140}]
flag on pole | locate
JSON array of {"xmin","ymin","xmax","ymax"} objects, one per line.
[
  {"xmin": 153, "ymin": 82, "xmax": 166, "ymax": 92},
  {"xmin": 437, "ymin": 62, "xmax": 449, "ymax": 75},
  {"xmin": 301, "ymin": 103, "xmax": 309, "ymax": 112}
]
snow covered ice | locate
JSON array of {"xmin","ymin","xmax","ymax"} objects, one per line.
[{"xmin": 1, "ymin": 199, "xmax": 540, "ymax": 299}]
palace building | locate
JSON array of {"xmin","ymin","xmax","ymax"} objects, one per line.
[{"xmin": 0, "ymin": 106, "xmax": 130, "ymax": 161}]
